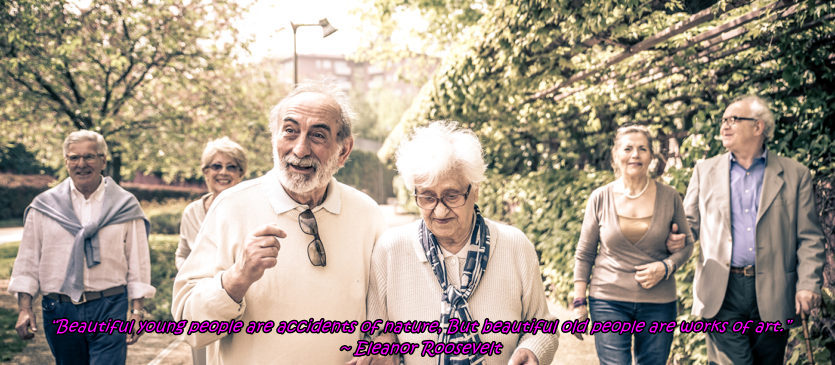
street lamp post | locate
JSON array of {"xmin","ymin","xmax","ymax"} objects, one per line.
[{"xmin": 291, "ymin": 18, "xmax": 338, "ymax": 85}]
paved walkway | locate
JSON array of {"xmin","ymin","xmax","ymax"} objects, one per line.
[
  {"xmin": 1, "ymin": 205, "xmax": 596, "ymax": 364},
  {"xmin": 0, "ymin": 227, "xmax": 23, "ymax": 244}
]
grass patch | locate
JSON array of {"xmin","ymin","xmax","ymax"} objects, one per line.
[
  {"xmin": 0, "ymin": 241, "xmax": 19, "ymax": 280},
  {"xmin": 0, "ymin": 306, "xmax": 26, "ymax": 361}
]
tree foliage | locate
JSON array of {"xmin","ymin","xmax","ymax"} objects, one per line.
[
  {"xmin": 379, "ymin": 0, "xmax": 834, "ymax": 362},
  {"xmin": 0, "ymin": 0, "xmax": 271, "ymax": 182}
]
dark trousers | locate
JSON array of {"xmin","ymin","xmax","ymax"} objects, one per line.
[
  {"xmin": 705, "ymin": 273, "xmax": 789, "ymax": 365},
  {"xmin": 589, "ymin": 297, "xmax": 677, "ymax": 365},
  {"xmin": 42, "ymin": 292, "xmax": 128, "ymax": 365}
]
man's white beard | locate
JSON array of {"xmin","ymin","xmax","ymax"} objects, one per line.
[{"xmin": 274, "ymin": 148, "xmax": 342, "ymax": 195}]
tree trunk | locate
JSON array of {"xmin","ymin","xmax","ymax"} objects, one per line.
[{"xmin": 110, "ymin": 152, "xmax": 122, "ymax": 184}]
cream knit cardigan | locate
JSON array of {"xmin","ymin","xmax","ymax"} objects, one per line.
[{"xmin": 367, "ymin": 218, "xmax": 559, "ymax": 364}]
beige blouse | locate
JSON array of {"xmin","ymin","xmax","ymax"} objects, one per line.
[{"xmin": 619, "ymin": 215, "xmax": 652, "ymax": 244}]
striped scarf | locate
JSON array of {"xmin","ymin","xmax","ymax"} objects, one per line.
[{"xmin": 419, "ymin": 205, "xmax": 490, "ymax": 365}]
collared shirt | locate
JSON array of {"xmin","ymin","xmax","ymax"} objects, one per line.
[
  {"xmin": 729, "ymin": 149, "xmax": 767, "ymax": 267},
  {"xmin": 8, "ymin": 177, "xmax": 155, "ymax": 299},
  {"xmin": 440, "ymin": 246, "xmax": 469, "ymax": 288},
  {"xmin": 438, "ymin": 215, "xmax": 476, "ymax": 289}
]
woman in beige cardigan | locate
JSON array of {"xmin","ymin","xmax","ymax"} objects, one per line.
[
  {"xmin": 361, "ymin": 121, "xmax": 558, "ymax": 365},
  {"xmin": 572, "ymin": 125, "xmax": 693, "ymax": 365},
  {"xmin": 175, "ymin": 136, "xmax": 247, "ymax": 365}
]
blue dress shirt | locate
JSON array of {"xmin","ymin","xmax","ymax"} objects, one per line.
[{"xmin": 729, "ymin": 149, "xmax": 767, "ymax": 267}]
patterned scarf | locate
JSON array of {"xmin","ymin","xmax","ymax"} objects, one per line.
[{"xmin": 419, "ymin": 205, "xmax": 490, "ymax": 365}]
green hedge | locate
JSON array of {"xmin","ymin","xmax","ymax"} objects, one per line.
[
  {"xmin": 0, "ymin": 185, "xmax": 43, "ymax": 221},
  {"xmin": 123, "ymin": 185, "xmax": 204, "ymax": 203},
  {"xmin": 146, "ymin": 234, "xmax": 178, "ymax": 321},
  {"xmin": 335, "ymin": 150, "xmax": 396, "ymax": 204},
  {"xmin": 142, "ymin": 199, "xmax": 191, "ymax": 235},
  {"xmin": 0, "ymin": 182, "xmax": 201, "ymax": 223}
]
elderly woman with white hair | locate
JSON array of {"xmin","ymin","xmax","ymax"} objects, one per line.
[
  {"xmin": 175, "ymin": 136, "xmax": 247, "ymax": 365},
  {"xmin": 364, "ymin": 121, "xmax": 558, "ymax": 365}
]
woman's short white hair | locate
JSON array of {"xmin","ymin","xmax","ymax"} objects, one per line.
[{"xmin": 396, "ymin": 121, "xmax": 486, "ymax": 190}]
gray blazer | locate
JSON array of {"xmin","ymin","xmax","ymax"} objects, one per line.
[{"xmin": 684, "ymin": 150, "xmax": 825, "ymax": 325}]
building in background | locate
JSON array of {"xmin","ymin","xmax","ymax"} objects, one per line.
[{"xmin": 277, "ymin": 54, "xmax": 418, "ymax": 96}]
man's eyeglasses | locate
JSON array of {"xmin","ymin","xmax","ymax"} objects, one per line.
[
  {"xmin": 298, "ymin": 209, "xmax": 326, "ymax": 267},
  {"xmin": 413, "ymin": 184, "xmax": 471, "ymax": 210},
  {"xmin": 65, "ymin": 154, "xmax": 104, "ymax": 163},
  {"xmin": 205, "ymin": 164, "xmax": 241, "ymax": 173},
  {"xmin": 719, "ymin": 116, "xmax": 758, "ymax": 128}
]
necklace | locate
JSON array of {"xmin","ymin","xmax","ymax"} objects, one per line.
[{"xmin": 623, "ymin": 178, "xmax": 650, "ymax": 199}]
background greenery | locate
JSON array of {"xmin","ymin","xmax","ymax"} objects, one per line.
[{"xmin": 371, "ymin": 0, "xmax": 834, "ymax": 363}]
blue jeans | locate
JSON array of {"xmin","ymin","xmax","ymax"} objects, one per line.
[
  {"xmin": 589, "ymin": 297, "xmax": 676, "ymax": 365},
  {"xmin": 42, "ymin": 292, "xmax": 128, "ymax": 365}
]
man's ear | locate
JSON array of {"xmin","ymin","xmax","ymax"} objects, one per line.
[
  {"xmin": 337, "ymin": 136, "xmax": 354, "ymax": 167},
  {"xmin": 754, "ymin": 120, "xmax": 765, "ymax": 136}
]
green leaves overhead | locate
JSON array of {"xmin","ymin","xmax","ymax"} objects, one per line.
[
  {"xmin": 372, "ymin": 0, "xmax": 833, "ymax": 362},
  {"xmin": 0, "ymin": 0, "xmax": 268, "ymax": 182}
]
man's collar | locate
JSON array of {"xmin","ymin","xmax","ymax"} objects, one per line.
[
  {"xmin": 265, "ymin": 169, "xmax": 341, "ymax": 215},
  {"xmin": 69, "ymin": 176, "xmax": 106, "ymax": 202},
  {"xmin": 729, "ymin": 148, "xmax": 768, "ymax": 164}
]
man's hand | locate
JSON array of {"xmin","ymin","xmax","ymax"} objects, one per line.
[
  {"xmin": 569, "ymin": 304, "xmax": 588, "ymax": 340},
  {"xmin": 15, "ymin": 307, "xmax": 37, "ymax": 340},
  {"xmin": 126, "ymin": 311, "xmax": 144, "ymax": 345},
  {"xmin": 666, "ymin": 223, "xmax": 686, "ymax": 252},
  {"xmin": 127, "ymin": 299, "xmax": 145, "ymax": 345},
  {"xmin": 796, "ymin": 290, "xmax": 821, "ymax": 315},
  {"xmin": 222, "ymin": 224, "xmax": 287, "ymax": 302},
  {"xmin": 15, "ymin": 293, "xmax": 37, "ymax": 340},
  {"xmin": 635, "ymin": 262, "xmax": 665, "ymax": 289},
  {"xmin": 509, "ymin": 348, "xmax": 539, "ymax": 365}
]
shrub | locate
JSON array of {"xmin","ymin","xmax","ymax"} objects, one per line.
[
  {"xmin": 142, "ymin": 199, "xmax": 191, "ymax": 235},
  {"xmin": 122, "ymin": 183, "xmax": 204, "ymax": 203},
  {"xmin": 335, "ymin": 150, "xmax": 396, "ymax": 204},
  {"xmin": 146, "ymin": 234, "xmax": 179, "ymax": 321},
  {"xmin": 0, "ymin": 174, "xmax": 53, "ymax": 221}
]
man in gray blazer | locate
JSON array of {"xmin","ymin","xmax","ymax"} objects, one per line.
[{"xmin": 683, "ymin": 95, "xmax": 825, "ymax": 364}]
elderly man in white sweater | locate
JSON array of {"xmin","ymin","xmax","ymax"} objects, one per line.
[{"xmin": 172, "ymin": 83, "xmax": 386, "ymax": 364}]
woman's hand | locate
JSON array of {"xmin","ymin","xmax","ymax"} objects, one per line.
[
  {"xmin": 634, "ymin": 261, "xmax": 666, "ymax": 289},
  {"xmin": 509, "ymin": 348, "xmax": 539, "ymax": 365},
  {"xmin": 569, "ymin": 304, "xmax": 588, "ymax": 340}
]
